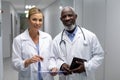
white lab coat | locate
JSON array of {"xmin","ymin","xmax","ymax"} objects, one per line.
[
  {"xmin": 12, "ymin": 29, "xmax": 55, "ymax": 80},
  {"xmin": 51, "ymin": 26, "xmax": 104, "ymax": 80}
]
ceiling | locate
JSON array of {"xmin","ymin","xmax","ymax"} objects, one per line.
[{"xmin": 1, "ymin": 0, "xmax": 57, "ymax": 13}]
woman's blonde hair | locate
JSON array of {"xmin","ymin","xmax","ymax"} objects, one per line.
[{"xmin": 28, "ymin": 7, "xmax": 43, "ymax": 19}]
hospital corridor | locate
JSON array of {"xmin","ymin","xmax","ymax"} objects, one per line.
[{"xmin": 0, "ymin": 0, "xmax": 120, "ymax": 80}]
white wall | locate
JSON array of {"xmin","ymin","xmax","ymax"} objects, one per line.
[
  {"xmin": 0, "ymin": 37, "xmax": 3, "ymax": 80},
  {"xmin": 2, "ymin": 1, "xmax": 20, "ymax": 58},
  {"xmin": 2, "ymin": 1, "xmax": 11, "ymax": 58},
  {"xmin": 74, "ymin": 0, "xmax": 83, "ymax": 26},
  {"xmin": 43, "ymin": 0, "xmax": 63, "ymax": 38},
  {"xmin": 0, "ymin": 0, "xmax": 3, "ymax": 79},
  {"xmin": 60, "ymin": 0, "xmax": 73, "ymax": 7},
  {"xmin": 105, "ymin": 0, "xmax": 120, "ymax": 80}
]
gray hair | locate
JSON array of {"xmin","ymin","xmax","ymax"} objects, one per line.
[{"xmin": 61, "ymin": 6, "xmax": 76, "ymax": 14}]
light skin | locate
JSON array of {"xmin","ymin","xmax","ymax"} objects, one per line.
[
  {"xmin": 24, "ymin": 12, "xmax": 57, "ymax": 75},
  {"xmin": 24, "ymin": 13, "xmax": 44, "ymax": 67}
]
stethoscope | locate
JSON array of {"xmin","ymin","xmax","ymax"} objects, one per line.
[{"xmin": 59, "ymin": 25, "xmax": 88, "ymax": 46}]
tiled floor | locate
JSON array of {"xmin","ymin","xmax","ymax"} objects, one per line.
[{"xmin": 3, "ymin": 57, "xmax": 18, "ymax": 80}]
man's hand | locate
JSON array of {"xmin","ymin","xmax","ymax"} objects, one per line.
[
  {"xmin": 60, "ymin": 63, "xmax": 72, "ymax": 75},
  {"xmin": 71, "ymin": 61, "xmax": 85, "ymax": 73}
]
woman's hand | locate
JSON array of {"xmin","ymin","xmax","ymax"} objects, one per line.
[
  {"xmin": 24, "ymin": 55, "xmax": 43, "ymax": 67},
  {"xmin": 50, "ymin": 67, "xmax": 58, "ymax": 76},
  {"xmin": 30, "ymin": 55, "xmax": 43, "ymax": 63}
]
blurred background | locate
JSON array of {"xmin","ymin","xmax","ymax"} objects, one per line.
[{"xmin": 0, "ymin": 0, "xmax": 120, "ymax": 80}]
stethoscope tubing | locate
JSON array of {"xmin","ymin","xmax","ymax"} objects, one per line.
[{"xmin": 60, "ymin": 25, "xmax": 86, "ymax": 46}]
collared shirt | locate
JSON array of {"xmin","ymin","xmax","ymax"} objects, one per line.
[{"xmin": 65, "ymin": 26, "xmax": 77, "ymax": 41}]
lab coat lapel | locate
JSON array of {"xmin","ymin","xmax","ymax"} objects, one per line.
[
  {"xmin": 63, "ymin": 31, "xmax": 72, "ymax": 44},
  {"xmin": 72, "ymin": 27, "xmax": 83, "ymax": 44},
  {"xmin": 38, "ymin": 31, "xmax": 46, "ymax": 54},
  {"xmin": 63, "ymin": 27, "xmax": 82, "ymax": 44},
  {"xmin": 21, "ymin": 29, "xmax": 37, "ymax": 50}
]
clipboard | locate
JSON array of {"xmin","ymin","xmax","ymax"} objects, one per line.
[{"xmin": 70, "ymin": 57, "xmax": 87, "ymax": 70}]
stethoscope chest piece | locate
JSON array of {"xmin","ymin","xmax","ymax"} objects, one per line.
[{"xmin": 83, "ymin": 40, "xmax": 88, "ymax": 46}]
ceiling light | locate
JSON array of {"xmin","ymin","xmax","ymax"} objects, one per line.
[
  {"xmin": 25, "ymin": 5, "xmax": 36, "ymax": 9},
  {"xmin": 24, "ymin": 5, "xmax": 36, "ymax": 18},
  {"xmin": 24, "ymin": 10, "xmax": 28, "ymax": 13},
  {"xmin": 59, "ymin": 6, "xmax": 63, "ymax": 10}
]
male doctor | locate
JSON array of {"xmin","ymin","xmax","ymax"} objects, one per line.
[{"xmin": 50, "ymin": 6, "xmax": 104, "ymax": 80}]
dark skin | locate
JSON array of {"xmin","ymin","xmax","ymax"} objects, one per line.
[
  {"xmin": 60, "ymin": 7, "xmax": 77, "ymax": 27},
  {"xmin": 60, "ymin": 7, "xmax": 86, "ymax": 75}
]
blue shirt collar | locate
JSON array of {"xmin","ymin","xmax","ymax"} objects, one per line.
[{"xmin": 65, "ymin": 26, "xmax": 77, "ymax": 41}]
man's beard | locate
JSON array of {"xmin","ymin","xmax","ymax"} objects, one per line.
[{"xmin": 64, "ymin": 25, "xmax": 75, "ymax": 31}]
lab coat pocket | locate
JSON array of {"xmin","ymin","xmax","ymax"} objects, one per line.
[
  {"xmin": 20, "ymin": 69, "xmax": 30, "ymax": 77},
  {"xmin": 42, "ymin": 73, "xmax": 54, "ymax": 80},
  {"xmin": 59, "ymin": 52, "xmax": 66, "ymax": 62}
]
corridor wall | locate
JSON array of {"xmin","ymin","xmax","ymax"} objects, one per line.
[
  {"xmin": 0, "ymin": 0, "xmax": 3, "ymax": 79},
  {"xmin": 2, "ymin": 1, "xmax": 20, "ymax": 58}
]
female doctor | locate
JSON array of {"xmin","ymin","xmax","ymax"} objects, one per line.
[
  {"xmin": 50, "ymin": 6, "xmax": 104, "ymax": 80},
  {"xmin": 12, "ymin": 7, "xmax": 57, "ymax": 80}
]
